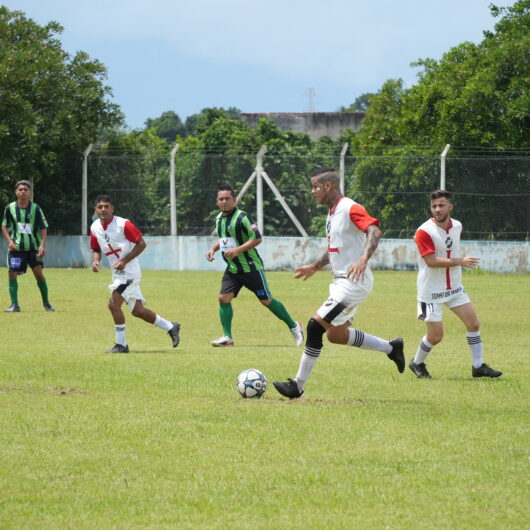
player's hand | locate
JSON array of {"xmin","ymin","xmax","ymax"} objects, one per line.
[
  {"xmin": 113, "ymin": 260, "xmax": 126, "ymax": 271},
  {"xmin": 92, "ymin": 261, "xmax": 100, "ymax": 272},
  {"xmin": 462, "ymin": 256, "xmax": 480, "ymax": 268},
  {"xmin": 294, "ymin": 264, "xmax": 317, "ymax": 281},
  {"xmin": 206, "ymin": 249, "xmax": 216, "ymax": 262},
  {"xmin": 8, "ymin": 240, "xmax": 17, "ymax": 251},
  {"xmin": 37, "ymin": 245, "xmax": 46, "ymax": 258},
  {"xmin": 223, "ymin": 248, "xmax": 240, "ymax": 259},
  {"xmin": 347, "ymin": 258, "xmax": 367, "ymax": 282}
]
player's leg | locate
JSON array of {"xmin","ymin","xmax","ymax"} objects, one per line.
[
  {"xmin": 247, "ymin": 270, "xmax": 303, "ymax": 346},
  {"xmin": 410, "ymin": 302, "xmax": 444, "ymax": 378},
  {"xmin": 4, "ymin": 251, "xmax": 24, "ymax": 312},
  {"xmin": 212, "ymin": 271, "xmax": 237, "ymax": 346},
  {"xmin": 450, "ymin": 301, "xmax": 502, "ymax": 378},
  {"xmin": 30, "ymin": 259, "xmax": 54, "ymax": 311},
  {"xmin": 106, "ymin": 290, "xmax": 128, "ymax": 353}
]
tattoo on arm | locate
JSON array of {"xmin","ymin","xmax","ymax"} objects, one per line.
[
  {"xmin": 314, "ymin": 251, "xmax": 330, "ymax": 269},
  {"xmin": 362, "ymin": 225, "xmax": 382, "ymax": 260}
]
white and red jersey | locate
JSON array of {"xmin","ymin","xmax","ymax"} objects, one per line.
[
  {"xmin": 415, "ymin": 217, "xmax": 464, "ymax": 303},
  {"xmin": 326, "ymin": 197, "xmax": 379, "ymax": 285},
  {"xmin": 90, "ymin": 215, "xmax": 143, "ymax": 280}
]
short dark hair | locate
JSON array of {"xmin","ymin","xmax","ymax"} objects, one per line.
[
  {"xmin": 217, "ymin": 185, "xmax": 235, "ymax": 198},
  {"xmin": 312, "ymin": 167, "xmax": 340, "ymax": 188},
  {"xmin": 95, "ymin": 194, "xmax": 114, "ymax": 206},
  {"xmin": 430, "ymin": 189, "xmax": 452, "ymax": 201},
  {"xmin": 311, "ymin": 167, "xmax": 336, "ymax": 178},
  {"xmin": 15, "ymin": 180, "xmax": 31, "ymax": 190}
]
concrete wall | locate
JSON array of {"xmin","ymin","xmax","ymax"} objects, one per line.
[
  {"xmin": 1, "ymin": 236, "xmax": 528, "ymax": 274},
  {"xmin": 240, "ymin": 112, "xmax": 365, "ymax": 140}
]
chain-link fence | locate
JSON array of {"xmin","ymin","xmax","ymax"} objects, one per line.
[{"xmin": 86, "ymin": 149, "xmax": 530, "ymax": 240}]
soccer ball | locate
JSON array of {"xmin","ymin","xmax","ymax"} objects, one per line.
[{"xmin": 237, "ymin": 368, "xmax": 267, "ymax": 399}]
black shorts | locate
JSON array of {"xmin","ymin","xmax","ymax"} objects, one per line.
[
  {"xmin": 220, "ymin": 270, "xmax": 272, "ymax": 301},
  {"xmin": 7, "ymin": 250, "xmax": 43, "ymax": 275}
]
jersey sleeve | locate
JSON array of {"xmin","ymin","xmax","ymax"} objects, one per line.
[
  {"xmin": 242, "ymin": 214, "xmax": 262, "ymax": 239},
  {"xmin": 2, "ymin": 205, "xmax": 10, "ymax": 226},
  {"xmin": 124, "ymin": 220, "xmax": 143, "ymax": 243},
  {"xmin": 35, "ymin": 206, "xmax": 48, "ymax": 229},
  {"xmin": 414, "ymin": 229, "xmax": 435, "ymax": 257},
  {"xmin": 349, "ymin": 204, "xmax": 379, "ymax": 231},
  {"xmin": 90, "ymin": 232, "xmax": 101, "ymax": 251}
]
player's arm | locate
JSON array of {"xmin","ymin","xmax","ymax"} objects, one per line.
[
  {"xmin": 90, "ymin": 232, "xmax": 101, "ymax": 272},
  {"xmin": 423, "ymin": 253, "xmax": 479, "ymax": 269},
  {"xmin": 223, "ymin": 237, "xmax": 261, "ymax": 260},
  {"xmin": 206, "ymin": 240, "xmax": 221, "ymax": 262},
  {"xmin": 114, "ymin": 237, "xmax": 146, "ymax": 271},
  {"xmin": 347, "ymin": 223, "xmax": 382, "ymax": 282},
  {"xmin": 1, "ymin": 224, "xmax": 17, "ymax": 251},
  {"xmin": 294, "ymin": 250, "xmax": 329, "ymax": 281},
  {"xmin": 37, "ymin": 228, "xmax": 47, "ymax": 258}
]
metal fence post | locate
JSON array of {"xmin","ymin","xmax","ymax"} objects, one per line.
[
  {"xmin": 169, "ymin": 143, "xmax": 180, "ymax": 236},
  {"xmin": 82, "ymin": 143, "xmax": 94, "ymax": 235},
  {"xmin": 339, "ymin": 142, "xmax": 348, "ymax": 194},
  {"xmin": 256, "ymin": 145, "xmax": 267, "ymax": 234},
  {"xmin": 440, "ymin": 144, "xmax": 450, "ymax": 190}
]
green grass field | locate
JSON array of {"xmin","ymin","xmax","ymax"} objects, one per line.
[{"xmin": 1, "ymin": 269, "xmax": 528, "ymax": 529}]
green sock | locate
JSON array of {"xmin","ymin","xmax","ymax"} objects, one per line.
[
  {"xmin": 266, "ymin": 298, "xmax": 296, "ymax": 329},
  {"xmin": 37, "ymin": 280, "xmax": 49, "ymax": 304},
  {"xmin": 219, "ymin": 303, "xmax": 233, "ymax": 338},
  {"xmin": 9, "ymin": 278, "xmax": 18, "ymax": 305}
]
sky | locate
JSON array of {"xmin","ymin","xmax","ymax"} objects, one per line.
[{"xmin": 6, "ymin": 0, "xmax": 515, "ymax": 129}]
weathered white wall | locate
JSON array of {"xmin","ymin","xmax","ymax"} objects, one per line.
[{"xmin": 1, "ymin": 236, "xmax": 528, "ymax": 274}]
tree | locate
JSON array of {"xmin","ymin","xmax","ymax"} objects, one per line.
[
  {"xmin": 145, "ymin": 111, "xmax": 185, "ymax": 143},
  {"xmin": 0, "ymin": 7, "xmax": 122, "ymax": 229},
  {"xmin": 339, "ymin": 92, "xmax": 375, "ymax": 113}
]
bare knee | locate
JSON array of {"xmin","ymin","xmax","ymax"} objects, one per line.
[
  {"xmin": 427, "ymin": 332, "xmax": 443, "ymax": 345},
  {"xmin": 218, "ymin": 293, "xmax": 233, "ymax": 305},
  {"xmin": 467, "ymin": 318, "xmax": 480, "ymax": 332}
]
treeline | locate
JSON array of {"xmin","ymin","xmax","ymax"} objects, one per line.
[{"xmin": 1, "ymin": 2, "xmax": 529, "ymax": 238}]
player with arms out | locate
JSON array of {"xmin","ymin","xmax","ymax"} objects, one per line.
[
  {"xmin": 206, "ymin": 185, "xmax": 303, "ymax": 347},
  {"xmin": 2, "ymin": 180, "xmax": 55, "ymax": 312},
  {"xmin": 273, "ymin": 168, "xmax": 405, "ymax": 399},
  {"xmin": 90, "ymin": 195, "xmax": 180, "ymax": 353},
  {"xmin": 410, "ymin": 189, "xmax": 502, "ymax": 379}
]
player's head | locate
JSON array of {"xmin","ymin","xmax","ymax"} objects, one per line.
[
  {"xmin": 430, "ymin": 189, "xmax": 453, "ymax": 223},
  {"xmin": 216, "ymin": 185, "xmax": 236, "ymax": 214},
  {"xmin": 94, "ymin": 194, "xmax": 115, "ymax": 222},
  {"xmin": 15, "ymin": 180, "xmax": 31, "ymax": 191},
  {"xmin": 310, "ymin": 168, "xmax": 341, "ymax": 206}
]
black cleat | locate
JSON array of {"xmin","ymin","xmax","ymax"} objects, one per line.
[
  {"xmin": 106, "ymin": 344, "xmax": 129, "ymax": 354},
  {"xmin": 472, "ymin": 363, "xmax": 502, "ymax": 378},
  {"xmin": 43, "ymin": 302, "xmax": 55, "ymax": 312},
  {"xmin": 4, "ymin": 304, "xmax": 20, "ymax": 312},
  {"xmin": 388, "ymin": 338, "xmax": 405, "ymax": 373},
  {"xmin": 273, "ymin": 378, "xmax": 303, "ymax": 399},
  {"xmin": 409, "ymin": 359, "xmax": 432, "ymax": 379},
  {"xmin": 168, "ymin": 322, "xmax": 181, "ymax": 348}
]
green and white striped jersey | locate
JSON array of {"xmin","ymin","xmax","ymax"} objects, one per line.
[
  {"xmin": 215, "ymin": 208, "xmax": 264, "ymax": 273},
  {"xmin": 2, "ymin": 201, "xmax": 48, "ymax": 251}
]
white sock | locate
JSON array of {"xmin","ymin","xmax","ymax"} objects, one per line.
[
  {"xmin": 467, "ymin": 331, "xmax": 483, "ymax": 368},
  {"xmin": 115, "ymin": 324, "xmax": 126, "ymax": 346},
  {"xmin": 347, "ymin": 328, "xmax": 391, "ymax": 354},
  {"xmin": 414, "ymin": 336, "xmax": 434, "ymax": 364},
  {"xmin": 154, "ymin": 314, "xmax": 173, "ymax": 332},
  {"xmin": 295, "ymin": 347, "xmax": 321, "ymax": 391}
]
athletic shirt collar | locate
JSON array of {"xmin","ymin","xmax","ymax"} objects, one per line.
[
  {"xmin": 430, "ymin": 217, "xmax": 453, "ymax": 233},
  {"xmin": 329, "ymin": 196, "xmax": 344, "ymax": 215},
  {"xmin": 100, "ymin": 216, "xmax": 114, "ymax": 230}
]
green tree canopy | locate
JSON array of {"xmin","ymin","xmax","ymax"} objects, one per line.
[{"xmin": 145, "ymin": 110, "xmax": 185, "ymax": 143}]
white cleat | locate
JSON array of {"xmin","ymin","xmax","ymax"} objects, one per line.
[
  {"xmin": 290, "ymin": 322, "xmax": 304, "ymax": 346},
  {"xmin": 211, "ymin": 336, "xmax": 235, "ymax": 347}
]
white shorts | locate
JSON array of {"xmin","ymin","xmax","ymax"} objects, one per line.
[
  {"xmin": 316, "ymin": 277, "xmax": 372, "ymax": 326},
  {"xmin": 417, "ymin": 290, "xmax": 471, "ymax": 322},
  {"xmin": 108, "ymin": 277, "xmax": 146, "ymax": 312}
]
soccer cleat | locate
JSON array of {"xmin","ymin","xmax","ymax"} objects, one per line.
[
  {"xmin": 472, "ymin": 363, "xmax": 502, "ymax": 378},
  {"xmin": 409, "ymin": 359, "xmax": 432, "ymax": 379},
  {"xmin": 290, "ymin": 322, "xmax": 304, "ymax": 346},
  {"xmin": 106, "ymin": 344, "xmax": 129, "ymax": 354},
  {"xmin": 388, "ymin": 338, "xmax": 405, "ymax": 373},
  {"xmin": 273, "ymin": 378, "xmax": 303, "ymax": 399},
  {"xmin": 168, "ymin": 321, "xmax": 181, "ymax": 348},
  {"xmin": 4, "ymin": 304, "xmax": 21, "ymax": 312},
  {"xmin": 43, "ymin": 302, "xmax": 55, "ymax": 312},
  {"xmin": 211, "ymin": 336, "xmax": 235, "ymax": 347}
]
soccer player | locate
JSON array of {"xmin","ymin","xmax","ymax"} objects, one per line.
[
  {"xmin": 205, "ymin": 185, "xmax": 303, "ymax": 347},
  {"xmin": 1, "ymin": 180, "xmax": 55, "ymax": 312},
  {"xmin": 410, "ymin": 189, "xmax": 502, "ymax": 379},
  {"xmin": 273, "ymin": 168, "xmax": 405, "ymax": 399},
  {"xmin": 90, "ymin": 195, "xmax": 180, "ymax": 353}
]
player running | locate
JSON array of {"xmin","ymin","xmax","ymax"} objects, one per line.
[
  {"xmin": 90, "ymin": 195, "xmax": 180, "ymax": 353},
  {"xmin": 410, "ymin": 189, "xmax": 502, "ymax": 379},
  {"xmin": 273, "ymin": 168, "xmax": 405, "ymax": 398},
  {"xmin": 206, "ymin": 185, "xmax": 303, "ymax": 347}
]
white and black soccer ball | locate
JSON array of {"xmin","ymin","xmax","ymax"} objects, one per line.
[{"xmin": 237, "ymin": 368, "xmax": 267, "ymax": 399}]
